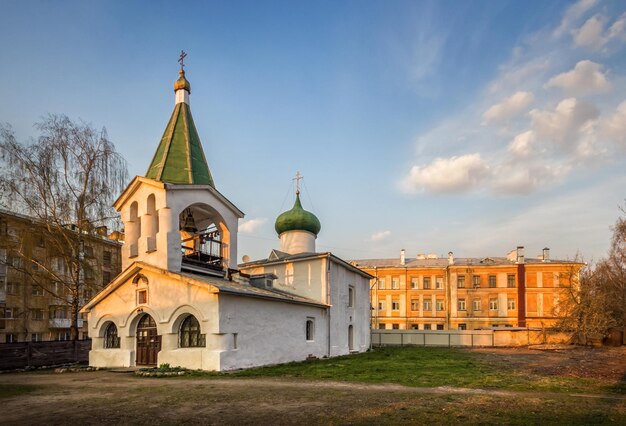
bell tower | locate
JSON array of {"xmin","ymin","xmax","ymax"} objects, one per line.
[{"xmin": 114, "ymin": 53, "xmax": 244, "ymax": 275}]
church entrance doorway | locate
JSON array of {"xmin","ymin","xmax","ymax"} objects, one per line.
[{"xmin": 136, "ymin": 314, "xmax": 160, "ymax": 366}]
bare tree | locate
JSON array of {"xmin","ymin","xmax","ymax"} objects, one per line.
[
  {"xmin": 0, "ymin": 115, "xmax": 127, "ymax": 340},
  {"xmin": 555, "ymin": 210, "xmax": 626, "ymax": 344}
]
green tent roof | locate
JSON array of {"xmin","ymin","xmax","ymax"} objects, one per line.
[
  {"xmin": 275, "ymin": 193, "xmax": 321, "ymax": 236},
  {"xmin": 145, "ymin": 101, "xmax": 214, "ymax": 186}
]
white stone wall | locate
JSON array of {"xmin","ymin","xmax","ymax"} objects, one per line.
[
  {"xmin": 87, "ymin": 268, "xmax": 223, "ymax": 370},
  {"xmin": 218, "ymin": 294, "xmax": 329, "ymax": 370}
]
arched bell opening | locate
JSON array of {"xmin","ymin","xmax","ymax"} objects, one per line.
[{"xmin": 179, "ymin": 203, "xmax": 230, "ymax": 272}]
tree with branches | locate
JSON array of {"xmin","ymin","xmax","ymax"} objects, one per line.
[
  {"xmin": 556, "ymin": 209, "xmax": 626, "ymax": 344},
  {"xmin": 0, "ymin": 115, "xmax": 127, "ymax": 340}
]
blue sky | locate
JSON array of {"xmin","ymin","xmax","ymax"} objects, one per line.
[{"xmin": 1, "ymin": 0, "xmax": 625, "ymax": 263}]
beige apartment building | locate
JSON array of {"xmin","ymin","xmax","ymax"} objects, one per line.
[
  {"xmin": 0, "ymin": 210, "xmax": 122, "ymax": 343},
  {"xmin": 353, "ymin": 247, "xmax": 581, "ymax": 330}
]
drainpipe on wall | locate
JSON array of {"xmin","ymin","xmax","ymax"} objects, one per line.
[{"xmin": 516, "ymin": 246, "xmax": 527, "ymax": 327}]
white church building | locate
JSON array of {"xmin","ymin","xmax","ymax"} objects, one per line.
[{"xmin": 82, "ymin": 60, "xmax": 371, "ymax": 371}]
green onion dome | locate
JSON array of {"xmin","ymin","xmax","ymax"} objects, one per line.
[{"xmin": 275, "ymin": 193, "xmax": 321, "ymax": 236}]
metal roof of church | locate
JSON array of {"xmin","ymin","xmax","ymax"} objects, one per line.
[{"xmin": 145, "ymin": 68, "xmax": 214, "ymax": 186}]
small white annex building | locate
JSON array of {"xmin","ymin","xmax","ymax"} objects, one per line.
[{"xmin": 82, "ymin": 61, "xmax": 371, "ymax": 371}]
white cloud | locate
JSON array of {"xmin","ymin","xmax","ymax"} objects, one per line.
[
  {"xmin": 544, "ymin": 60, "xmax": 610, "ymax": 93},
  {"xmin": 554, "ymin": 0, "xmax": 599, "ymax": 38},
  {"xmin": 508, "ymin": 130, "xmax": 536, "ymax": 157},
  {"xmin": 403, "ymin": 154, "xmax": 490, "ymax": 194},
  {"xmin": 239, "ymin": 218, "xmax": 267, "ymax": 234},
  {"xmin": 370, "ymin": 230, "xmax": 391, "ymax": 242},
  {"xmin": 492, "ymin": 162, "xmax": 570, "ymax": 195},
  {"xmin": 572, "ymin": 12, "xmax": 626, "ymax": 49},
  {"xmin": 530, "ymin": 97, "xmax": 599, "ymax": 147},
  {"xmin": 602, "ymin": 100, "xmax": 626, "ymax": 149},
  {"xmin": 572, "ymin": 14, "xmax": 606, "ymax": 48},
  {"xmin": 482, "ymin": 91, "xmax": 534, "ymax": 125}
]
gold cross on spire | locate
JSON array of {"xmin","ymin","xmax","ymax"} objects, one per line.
[
  {"xmin": 293, "ymin": 171, "xmax": 303, "ymax": 194},
  {"xmin": 178, "ymin": 50, "xmax": 187, "ymax": 70}
]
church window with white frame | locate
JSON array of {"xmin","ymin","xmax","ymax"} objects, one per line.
[
  {"xmin": 104, "ymin": 322, "xmax": 120, "ymax": 348},
  {"xmin": 305, "ymin": 318, "xmax": 315, "ymax": 341},
  {"xmin": 180, "ymin": 315, "xmax": 205, "ymax": 348}
]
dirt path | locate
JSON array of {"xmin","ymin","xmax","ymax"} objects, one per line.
[{"xmin": 1, "ymin": 371, "xmax": 624, "ymax": 425}]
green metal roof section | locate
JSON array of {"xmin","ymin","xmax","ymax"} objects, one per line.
[
  {"xmin": 275, "ymin": 193, "xmax": 321, "ymax": 236},
  {"xmin": 145, "ymin": 102, "xmax": 214, "ymax": 186}
]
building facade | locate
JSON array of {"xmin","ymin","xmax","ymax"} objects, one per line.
[
  {"xmin": 353, "ymin": 247, "xmax": 581, "ymax": 330},
  {"xmin": 0, "ymin": 209, "xmax": 122, "ymax": 343}
]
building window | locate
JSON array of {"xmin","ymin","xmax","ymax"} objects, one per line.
[
  {"xmin": 31, "ymin": 285, "xmax": 44, "ymax": 296},
  {"xmin": 392, "ymin": 324, "xmax": 399, "ymax": 330},
  {"xmin": 103, "ymin": 250, "xmax": 112, "ymax": 266},
  {"xmin": 489, "ymin": 275, "xmax": 497, "ymax": 288},
  {"xmin": 348, "ymin": 286, "xmax": 354, "ymax": 307},
  {"xmin": 378, "ymin": 301, "xmax": 385, "ymax": 311},
  {"xmin": 378, "ymin": 278, "xmax": 385, "ymax": 290},
  {"xmin": 104, "ymin": 322, "xmax": 120, "ymax": 348},
  {"xmin": 391, "ymin": 277, "xmax": 399, "ymax": 289},
  {"xmin": 378, "ymin": 323, "xmax": 386, "ymax": 330},
  {"xmin": 458, "ymin": 324, "xmax": 467, "ymax": 330},
  {"xmin": 180, "ymin": 315, "xmax": 205, "ymax": 347},
  {"xmin": 305, "ymin": 318, "xmax": 315, "ymax": 341},
  {"xmin": 410, "ymin": 323, "xmax": 419, "ymax": 329},
  {"xmin": 57, "ymin": 331, "xmax": 70, "ymax": 341},
  {"xmin": 137, "ymin": 289, "xmax": 148, "ymax": 305},
  {"xmin": 30, "ymin": 309, "xmax": 44, "ymax": 321},
  {"xmin": 423, "ymin": 277, "xmax": 431, "ymax": 289},
  {"xmin": 411, "ymin": 299, "xmax": 419, "ymax": 311},
  {"xmin": 473, "ymin": 299, "xmax": 481, "ymax": 311},
  {"xmin": 458, "ymin": 299, "xmax": 466, "ymax": 311},
  {"xmin": 5, "ymin": 308, "xmax": 14, "ymax": 319},
  {"xmin": 423, "ymin": 300, "xmax": 432, "ymax": 311},
  {"xmin": 436, "ymin": 299, "xmax": 444, "ymax": 311},
  {"xmin": 424, "ymin": 324, "xmax": 431, "ymax": 330},
  {"xmin": 457, "ymin": 275, "xmax": 465, "ymax": 288},
  {"xmin": 103, "ymin": 271, "xmax": 112, "ymax": 287},
  {"xmin": 473, "ymin": 276, "xmax": 481, "ymax": 288},
  {"xmin": 31, "ymin": 333, "xmax": 42, "ymax": 342},
  {"xmin": 7, "ymin": 282, "xmax": 19, "ymax": 295},
  {"xmin": 6, "ymin": 333, "xmax": 18, "ymax": 343},
  {"xmin": 410, "ymin": 278, "xmax": 418, "ymax": 289},
  {"xmin": 435, "ymin": 277, "xmax": 444, "ymax": 289},
  {"xmin": 507, "ymin": 274, "xmax": 516, "ymax": 288},
  {"xmin": 436, "ymin": 324, "xmax": 444, "ymax": 330},
  {"xmin": 84, "ymin": 245, "xmax": 94, "ymax": 257},
  {"xmin": 392, "ymin": 301, "xmax": 400, "ymax": 311},
  {"xmin": 507, "ymin": 298, "xmax": 516, "ymax": 310},
  {"xmin": 489, "ymin": 298, "xmax": 498, "ymax": 310}
]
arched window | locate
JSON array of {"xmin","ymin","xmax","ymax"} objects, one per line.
[
  {"xmin": 180, "ymin": 315, "xmax": 205, "ymax": 348},
  {"xmin": 306, "ymin": 318, "xmax": 315, "ymax": 341},
  {"xmin": 104, "ymin": 323, "xmax": 120, "ymax": 348}
]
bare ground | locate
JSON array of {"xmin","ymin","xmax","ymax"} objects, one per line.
[{"xmin": 0, "ymin": 347, "xmax": 625, "ymax": 425}]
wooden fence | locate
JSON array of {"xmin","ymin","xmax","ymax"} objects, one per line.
[{"xmin": 0, "ymin": 340, "xmax": 91, "ymax": 370}]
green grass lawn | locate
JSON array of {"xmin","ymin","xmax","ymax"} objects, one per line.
[{"xmin": 224, "ymin": 346, "xmax": 622, "ymax": 395}]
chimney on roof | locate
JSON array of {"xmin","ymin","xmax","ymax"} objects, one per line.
[
  {"xmin": 448, "ymin": 251, "xmax": 454, "ymax": 265},
  {"xmin": 542, "ymin": 247, "xmax": 550, "ymax": 262},
  {"xmin": 400, "ymin": 249, "xmax": 406, "ymax": 265},
  {"xmin": 516, "ymin": 246, "xmax": 525, "ymax": 264}
]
